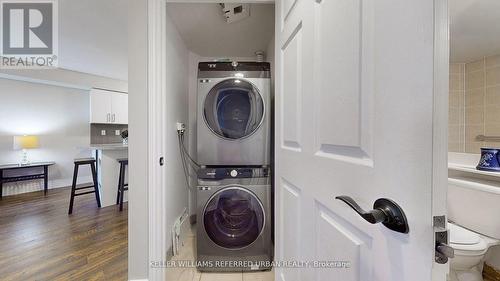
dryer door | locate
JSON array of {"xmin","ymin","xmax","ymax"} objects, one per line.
[
  {"xmin": 203, "ymin": 186, "xmax": 265, "ymax": 249},
  {"xmin": 204, "ymin": 79, "xmax": 265, "ymax": 140}
]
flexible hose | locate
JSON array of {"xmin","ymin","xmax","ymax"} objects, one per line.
[
  {"xmin": 180, "ymin": 134, "xmax": 201, "ymax": 169},
  {"xmin": 177, "ymin": 131, "xmax": 199, "ymax": 189}
]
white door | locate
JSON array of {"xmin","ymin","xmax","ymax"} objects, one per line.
[
  {"xmin": 111, "ymin": 92, "xmax": 129, "ymax": 124},
  {"xmin": 90, "ymin": 88, "xmax": 112, "ymax": 123},
  {"xmin": 275, "ymin": 0, "xmax": 447, "ymax": 280}
]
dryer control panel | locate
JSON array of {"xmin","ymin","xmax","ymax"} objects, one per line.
[{"xmin": 198, "ymin": 167, "xmax": 269, "ymax": 180}]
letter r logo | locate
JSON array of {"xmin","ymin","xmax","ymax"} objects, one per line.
[{"xmin": 2, "ymin": 2, "xmax": 54, "ymax": 55}]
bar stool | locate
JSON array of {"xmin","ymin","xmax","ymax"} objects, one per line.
[
  {"xmin": 116, "ymin": 158, "xmax": 128, "ymax": 211},
  {"xmin": 68, "ymin": 158, "xmax": 101, "ymax": 214}
]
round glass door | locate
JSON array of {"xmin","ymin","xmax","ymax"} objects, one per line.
[
  {"xmin": 203, "ymin": 187, "xmax": 265, "ymax": 249},
  {"xmin": 204, "ymin": 79, "xmax": 265, "ymax": 140}
]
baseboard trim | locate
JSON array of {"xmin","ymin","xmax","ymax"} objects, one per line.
[{"xmin": 484, "ymin": 263, "xmax": 500, "ymax": 281}]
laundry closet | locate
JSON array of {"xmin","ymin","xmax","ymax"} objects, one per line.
[{"xmin": 164, "ymin": 2, "xmax": 276, "ymax": 274}]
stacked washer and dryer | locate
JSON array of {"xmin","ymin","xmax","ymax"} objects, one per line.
[{"xmin": 196, "ymin": 61, "xmax": 273, "ymax": 272}]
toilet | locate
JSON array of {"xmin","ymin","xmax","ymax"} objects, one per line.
[
  {"xmin": 448, "ymin": 178, "xmax": 500, "ymax": 281},
  {"xmin": 448, "ymin": 222, "xmax": 499, "ymax": 281}
]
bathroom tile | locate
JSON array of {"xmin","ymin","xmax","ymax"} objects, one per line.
[
  {"xmin": 485, "ymin": 86, "xmax": 500, "ymax": 106},
  {"xmin": 449, "ymin": 74, "xmax": 463, "ymax": 91},
  {"xmin": 450, "ymin": 63, "xmax": 464, "ymax": 74},
  {"xmin": 465, "ymin": 125, "xmax": 484, "ymax": 153},
  {"xmin": 449, "ymin": 107, "xmax": 462, "ymax": 125},
  {"xmin": 448, "ymin": 142, "xmax": 462, "ymax": 153},
  {"xmin": 465, "ymin": 125, "xmax": 483, "ymax": 143},
  {"xmin": 486, "ymin": 66, "xmax": 500, "ymax": 87},
  {"xmin": 466, "ymin": 70, "xmax": 485, "ymax": 90},
  {"xmin": 200, "ymin": 272, "xmax": 243, "ymax": 281},
  {"xmin": 484, "ymin": 142, "xmax": 500, "ymax": 149},
  {"xmin": 484, "ymin": 124, "xmax": 500, "ymax": 136},
  {"xmin": 242, "ymin": 269, "xmax": 275, "ymax": 281},
  {"xmin": 486, "ymin": 54, "xmax": 500, "ymax": 69},
  {"xmin": 484, "ymin": 105, "xmax": 500, "ymax": 124},
  {"xmin": 465, "ymin": 89, "xmax": 484, "ymax": 107},
  {"xmin": 465, "ymin": 106, "xmax": 484, "ymax": 125},
  {"xmin": 449, "ymin": 91, "xmax": 463, "ymax": 108},
  {"xmin": 449, "ymin": 125, "xmax": 461, "ymax": 143},
  {"xmin": 466, "ymin": 59, "xmax": 485, "ymax": 73},
  {"xmin": 465, "ymin": 142, "xmax": 484, "ymax": 154}
]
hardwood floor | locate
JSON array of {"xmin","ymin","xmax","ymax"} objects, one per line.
[{"xmin": 0, "ymin": 187, "xmax": 127, "ymax": 281}]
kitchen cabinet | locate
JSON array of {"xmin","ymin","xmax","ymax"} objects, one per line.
[{"xmin": 90, "ymin": 88, "xmax": 128, "ymax": 124}]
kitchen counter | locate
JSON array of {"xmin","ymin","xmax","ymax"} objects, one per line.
[
  {"xmin": 90, "ymin": 144, "xmax": 128, "ymax": 207},
  {"xmin": 89, "ymin": 143, "xmax": 128, "ymax": 150}
]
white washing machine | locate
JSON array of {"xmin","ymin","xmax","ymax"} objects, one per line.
[
  {"xmin": 196, "ymin": 167, "xmax": 273, "ymax": 272},
  {"xmin": 197, "ymin": 62, "xmax": 271, "ymax": 166}
]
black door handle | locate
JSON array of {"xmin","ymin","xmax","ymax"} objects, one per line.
[{"xmin": 335, "ymin": 196, "xmax": 409, "ymax": 234}]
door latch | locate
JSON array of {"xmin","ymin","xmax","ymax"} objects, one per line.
[{"xmin": 434, "ymin": 215, "xmax": 454, "ymax": 264}]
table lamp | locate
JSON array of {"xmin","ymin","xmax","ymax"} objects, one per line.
[{"xmin": 13, "ymin": 135, "xmax": 39, "ymax": 165}]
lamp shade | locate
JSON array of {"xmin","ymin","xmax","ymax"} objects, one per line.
[{"xmin": 13, "ymin": 135, "xmax": 39, "ymax": 150}]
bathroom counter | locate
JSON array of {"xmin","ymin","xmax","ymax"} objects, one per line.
[{"xmin": 449, "ymin": 163, "xmax": 500, "ymax": 179}]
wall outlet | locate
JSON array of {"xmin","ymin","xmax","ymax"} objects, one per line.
[
  {"xmin": 115, "ymin": 130, "xmax": 121, "ymax": 136},
  {"xmin": 176, "ymin": 122, "xmax": 186, "ymax": 132},
  {"xmin": 101, "ymin": 130, "xmax": 106, "ymax": 136}
]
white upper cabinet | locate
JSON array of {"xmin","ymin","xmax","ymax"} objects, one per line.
[
  {"xmin": 90, "ymin": 89, "xmax": 128, "ymax": 124},
  {"xmin": 111, "ymin": 92, "xmax": 128, "ymax": 124}
]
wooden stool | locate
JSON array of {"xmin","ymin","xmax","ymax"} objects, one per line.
[
  {"xmin": 68, "ymin": 158, "xmax": 101, "ymax": 214},
  {"xmin": 116, "ymin": 158, "xmax": 128, "ymax": 211}
]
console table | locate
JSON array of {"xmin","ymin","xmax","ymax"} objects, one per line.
[{"xmin": 0, "ymin": 162, "xmax": 55, "ymax": 198}]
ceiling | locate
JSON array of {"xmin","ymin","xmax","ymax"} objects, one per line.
[
  {"xmin": 166, "ymin": 3, "xmax": 275, "ymax": 58},
  {"xmin": 451, "ymin": 0, "xmax": 500, "ymax": 62},
  {"xmin": 58, "ymin": 0, "xmax": 128, "ymax": 81}
]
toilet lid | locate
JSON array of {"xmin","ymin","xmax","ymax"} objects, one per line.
[{"xmin": 448, "ymin": 223, "xmax": 481, "ymax": 245}]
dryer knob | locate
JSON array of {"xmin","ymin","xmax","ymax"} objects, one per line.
[{"xmin": 230, "ymin": 170, "xmax": 238, "ymax": 177}]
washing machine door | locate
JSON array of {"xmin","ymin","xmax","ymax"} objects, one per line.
[
  {"xmin": 203, "ymin": 186, "xmax": 265, "ymax": 249},
  {"xmin": 204, "ymin": 79, "xmax": 265, "ymax": 140}
]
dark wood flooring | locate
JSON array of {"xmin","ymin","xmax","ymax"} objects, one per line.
[{"xmin": 0, "ymin": 187, "xmax": 127, "ymax": 281}]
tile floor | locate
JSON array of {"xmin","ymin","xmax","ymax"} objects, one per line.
[{"xmin": 166, "ymin": 225, "xmax": 274, "ymax": 281}]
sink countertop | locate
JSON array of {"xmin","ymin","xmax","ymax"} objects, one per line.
[{"xmin": 89, "ymin": 143, "xmax": 128, "ymax": 150}]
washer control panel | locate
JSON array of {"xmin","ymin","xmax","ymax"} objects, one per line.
[{"xmin": 198, "ymin": 167, "xmax": 269, "ymax": 180}]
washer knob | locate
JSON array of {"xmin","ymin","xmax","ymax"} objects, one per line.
[{"xmin": 230, "ymin": 170, "xmax": 238, "ymax": 177}]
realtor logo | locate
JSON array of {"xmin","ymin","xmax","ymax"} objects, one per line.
[{"xmin": 0, "ymin": 0, "xmax": 58, "ymax": 68}]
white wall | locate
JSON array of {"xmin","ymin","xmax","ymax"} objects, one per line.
[
  {"xmin": 0, "ymin": 78, "xmax": 93, "ymax": 195},
  {"xmin": 165, "ymin": 9, "xmax": 190, "ymax": 251},
  {"xmin": 59, "ymin": 0, "xmax": 128, "ymax": 80},
  {"xmin": 128, "ymin": 0, "xmax": 149, "ymax": 279}
]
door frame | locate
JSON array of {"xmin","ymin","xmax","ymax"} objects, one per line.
[
  {"xmin": 143, "ymin": 0, "xmax": 275, "ymax": 280},
  {"xmin": 432, "ymin": 0, "xmax": 450, "ymax": 279},
  {"xmin": 138, "ymin": 0, "xmax": 449, "ymax": 280}
]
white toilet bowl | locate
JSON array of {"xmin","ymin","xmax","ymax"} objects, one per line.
[{"xmin": 448, "ymin": 222, "xmax": 500, "ymax": 281}]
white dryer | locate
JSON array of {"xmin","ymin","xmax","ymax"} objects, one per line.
[{"xmin": 197, "ymin": 62, "xmax": 271, "ymax": 166}]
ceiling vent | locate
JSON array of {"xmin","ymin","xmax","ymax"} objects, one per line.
[{"xmin": 220, "ymin": 3, "xmax": 250, "ymax": 23}]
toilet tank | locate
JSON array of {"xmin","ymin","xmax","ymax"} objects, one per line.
[{"xmin": 448, "ymin": 177, "xmax": 500, "ymax": 239}]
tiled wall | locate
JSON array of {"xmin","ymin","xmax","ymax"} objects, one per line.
[
  {"xmin": 449, "ymin": 63, "xmax": 465, "ymax": 152},
  {"xmin": 449, "ymin": 54, "xmax": 500, "ymax": 153},
  {"xmin": 90, "ymin": 124, "xmax": 128, "ymax": 144}
]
